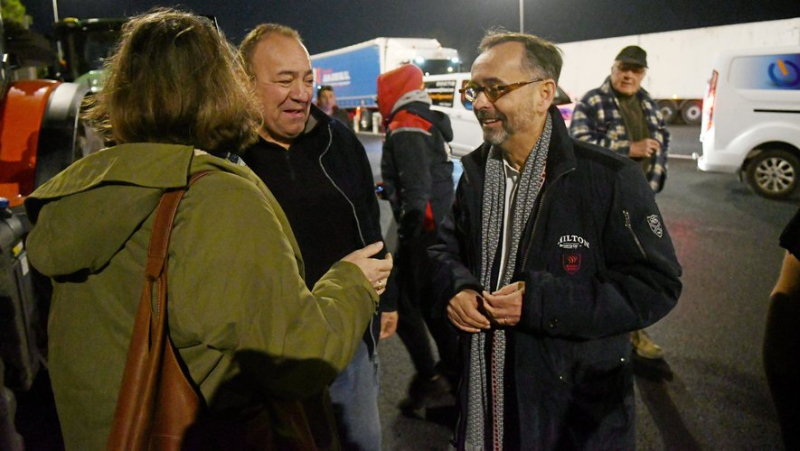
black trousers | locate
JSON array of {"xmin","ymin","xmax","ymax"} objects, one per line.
[{"xmin": 395, "ymin": 231, "xmax": 460, "ymax": 382}]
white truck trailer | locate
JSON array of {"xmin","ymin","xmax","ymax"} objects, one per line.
[
  {"xmin": 557, "ymin": 18, "xmax": 800, "ymax": 124},
  {"xmin": 311, "ymin": 37, "xmax": 460, "ymax": 131}
]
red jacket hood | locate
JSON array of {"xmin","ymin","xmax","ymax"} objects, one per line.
[{"xmin": 377, "ymin": 64, "xmax": 424, "ymax": 119}]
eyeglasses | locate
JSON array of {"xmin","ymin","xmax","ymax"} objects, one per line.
[
  {"xmin": 459, "ymin": 78, "xmax": 544, "ymax": 103},
  {"xmin": 613, "ymin": 63, "xmax": 646, "ymax": 75}
]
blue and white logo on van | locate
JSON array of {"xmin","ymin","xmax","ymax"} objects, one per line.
[
  {"xmin": 730, "ymin": 54, "xmax": 800, "ymax": 90},
  {"xmin": 768, "ymin": 59, "xmax": 800, "ymax": 88}
]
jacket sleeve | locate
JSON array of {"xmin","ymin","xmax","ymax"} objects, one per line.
[
  {"xmin": 428, "ymin": 170, "xmax": 483, "ymax": 316},
  {"xmin": 569, "ymin": 94, "xmax": 614, "ymax": 150},
  {"xmin": 647, "ymin": 104, "xmax": 671, "ymax": 193},
  {"xmin": 386, "ymin": 129, "xmax": 435, "ymax": 241},
  {"xmin": 174, "ymin": 177, "xmax": 377, "ymax": 399},
  {"xmin": 517, "ymin": 163, "xmax": 682, "ymax": 339}
]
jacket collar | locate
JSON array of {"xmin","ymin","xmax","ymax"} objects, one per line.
[
  {"xmin": 544, "ymin": 104, "xmax": 577, "ymax": 180},
  {"xmin": 255, "ymin": 104, "xmax": 331, "ymax": 152},
  {"xmin": 473, "ymin": 105, "xmax": 575, "ymax": 180},
  {"xmin": 304, "ymin": 103, "xmax": 330, "ymax": 134}
]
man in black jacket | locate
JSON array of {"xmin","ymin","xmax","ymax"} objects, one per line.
[
  {"xmin": 239, "ymin": 24, "xmax": 396, "ymax": 450},
  {"xmin": 378, "ymin": 64, "xmax": 459, "ymax": 413},
  {"xmin": 429, "ymin": 31, "xmax": 682, "ymax": 450}
]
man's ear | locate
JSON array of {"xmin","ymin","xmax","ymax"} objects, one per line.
[{"xmin": 536, "ymin": 79, "xmax": 557, "ymax": 112}]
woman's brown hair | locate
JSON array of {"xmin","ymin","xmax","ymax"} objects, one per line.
[{"xmin": 84, "ymin": 8, "xmax": 260, "ymax": 153}]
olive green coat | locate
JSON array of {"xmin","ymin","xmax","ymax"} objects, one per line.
[{"xmin": 25, "ymin": 143, "xmax": 378, "ymax": 450}]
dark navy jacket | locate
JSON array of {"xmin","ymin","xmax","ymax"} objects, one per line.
[{"xmin": 429, "ymin": 106, "xmax": 682, "ymax": 450}]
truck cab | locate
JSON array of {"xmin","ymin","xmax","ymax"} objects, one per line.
[{"xmin": 698, "ymin": 47, "xmax": 800, "ymax": 199}]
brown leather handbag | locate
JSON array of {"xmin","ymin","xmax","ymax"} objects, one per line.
[
  {"xmin": 107, "ymin": 172, "xmax": 209, "ymax": 450},
  {"xmin": 107, "ymin": 171, "xmax": 338, "ymax": 450}
]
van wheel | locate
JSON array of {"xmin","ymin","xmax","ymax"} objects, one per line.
[
  {"xmin": 656, "ymin": 100, "xmax": 678, "ymax": 124},
  {"xmin": 746, "ymin": 149, "xmax": 799, "ymax": 199},
  {"xmin": 680, "ymin": 100, "xmax": 702, "ymax": 125}
]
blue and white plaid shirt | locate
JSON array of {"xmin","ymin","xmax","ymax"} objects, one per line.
[{"xmin": 569, "ymin": 77, "xmax": 670, "ymax": 193}]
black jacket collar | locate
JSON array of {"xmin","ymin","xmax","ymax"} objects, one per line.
[{"xmin": 470, "ymin": 105, "xmax": 576, "ymax": 180}]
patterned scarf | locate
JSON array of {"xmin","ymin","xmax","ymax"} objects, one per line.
[{"xmin": 465, "ymin": 115, "xmax": 552, "ymax": 450}]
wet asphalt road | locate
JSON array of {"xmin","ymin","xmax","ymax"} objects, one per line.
[{"xmin": 362, "ymin": 126, "xmax": 797, "ymax": 450}]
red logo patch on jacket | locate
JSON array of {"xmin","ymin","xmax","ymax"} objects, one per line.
[{"xmin": 563, "ymin": 252, "xmax": 582, "ymax": 275}]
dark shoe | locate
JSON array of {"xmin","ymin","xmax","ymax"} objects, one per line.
[{"xmin": 399, "ymin": 373, "xmax": 451, "ymax": 415}]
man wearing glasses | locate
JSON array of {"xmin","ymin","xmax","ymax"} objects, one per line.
[
  {"xmin": 569, "ymin": 46, "xmax": 671, "ymax": 361},
  {"xmin": 429, "ymin": 32, "xmax": 681, "ymax": 449}
]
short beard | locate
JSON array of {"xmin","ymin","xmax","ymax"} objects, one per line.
[
  {"xmin": 479, "ymin": 106, "xmax": 535, "ymax": 147},
  {"xmin": 477, "ymin": 111, "xmax": 510, "ymax": 146},
  {"xmin": 483, "ymin": 126, "xmax": 509, "ymax": 146}
]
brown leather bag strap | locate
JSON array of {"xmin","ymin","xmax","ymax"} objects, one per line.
[
  {"xmin": 108, "ymin": 171, "xmax": 211, "ymax": 450},
  {"xmin": 145, "ymin": 171, "xmax": 212, "ymax": 281}
]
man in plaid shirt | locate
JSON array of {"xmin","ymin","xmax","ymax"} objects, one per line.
[
  {"xmin": 570, "ymin": 45, "xmax": 670, "ymax": 360},
  {"xmin": 569, "ymin": 45, "xmax": 670, "ymax": 194}
]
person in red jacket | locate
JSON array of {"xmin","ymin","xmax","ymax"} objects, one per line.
[{"xmin": 378, "ymin": 64, "xmax": 460, "ymax": 414}]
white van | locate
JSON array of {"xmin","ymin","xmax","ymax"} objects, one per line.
[
  {"xmin": 423, "ymin": 72, "xmax": 575, "ymax": 158},
  {"xmin": 698, "ymin": 47, "xmax": 800, "ymax": 199}
]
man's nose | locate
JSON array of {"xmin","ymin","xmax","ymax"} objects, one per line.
[
  {"xmin": 290, "ymin": 82, "xmax": 311, "ymax": 102},
  {"xmin": 472, "ymin": 91, "xmax": 492, "ymax": 110}
]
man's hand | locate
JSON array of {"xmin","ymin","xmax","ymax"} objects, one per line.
[
  {"xmin": 629, "ymin": 138, "xmax": 661, "ymax": 158},
  {"xmin": 447, "ymin": 289, "xmax": 491, "ymax": 333},
  {"xmin": 483, "ymin": 282, "xmax": 525, "ymax": 327},
  {"xmin": 380, "ymin": 311, "xmax": 399, "ymax": 339}
]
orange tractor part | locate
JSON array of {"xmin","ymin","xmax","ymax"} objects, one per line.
[{"xmin": 0, "ymin": 80, "xmax": 62, "ymax": 207}]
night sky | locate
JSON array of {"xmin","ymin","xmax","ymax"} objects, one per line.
[{"xmin": 25, "ymin": 1, "xmax": 800, "ymax": 66}]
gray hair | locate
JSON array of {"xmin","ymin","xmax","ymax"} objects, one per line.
[{"xmin": 478, "ymin": 29, "xmax": 563, "ymax": 83}]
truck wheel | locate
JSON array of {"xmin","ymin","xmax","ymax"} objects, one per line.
[
  {"xmin": 745, "ymin": 149, "xmax": 799, "ymax": 199},
  {"xmin": 680, "ymin": 100, "xmax": 702, "ymax": 125},
  {"xmin": 656, "ymin": 100, "xmax": 678, "ymax": 124}
]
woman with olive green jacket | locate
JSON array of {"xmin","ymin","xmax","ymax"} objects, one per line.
[{"xmin": 25, "ymin": 143, "xmax": 381, "ymax": 449}]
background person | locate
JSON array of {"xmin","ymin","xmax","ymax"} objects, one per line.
[
  {"xmin": 378, "ymin": 64, "xmax": 460, "ymax": 414},
  {"xmin": 239, "ymin": 24, "xmax": 397, "ymax": 450},
  {"xmin": 569, "ymin": 45, "xmax": 671, "ymax": 360},
  {"xmin": 764, "ymin": 207, "xmax": 800, "ymax": 450},
  {"xmin": 429, "ymin": 31, "xmax": 682, "ymax": 449},
  {"xmin": 317, "ymin": 84, "xmax": 353, "ymax": 130},
  {"xmin": 23, "ymin": 9, "xmax": 390, "ymax": 449}
]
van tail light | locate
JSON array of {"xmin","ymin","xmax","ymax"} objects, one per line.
[{"xmin": 703, "ymin": 70, "xmax": 718, "ymax": 133}]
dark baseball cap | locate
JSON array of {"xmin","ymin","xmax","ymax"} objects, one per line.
[{"xmin": 615, "ymin": 45, "xmax": 648, "ymax": 68}]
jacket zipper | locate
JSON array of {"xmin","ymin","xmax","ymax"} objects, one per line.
[
  {"xmin": 318, "ymin": 124, "xmax": 367, "ymax": 247},
  {"xmin": 623, "ymin": 209, "xmax": 647, "ymax": 259},
  {"xmin": 317, "ymin": 124, "xmax": 379, "ymax": 354},
  {"xmin": 521, "ymin": 167, "xmax": 575, "ymax": 271}
]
